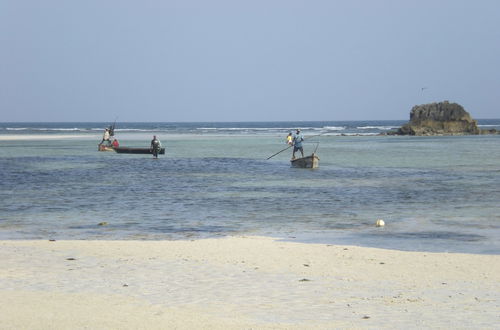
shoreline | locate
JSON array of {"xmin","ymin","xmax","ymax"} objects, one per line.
[{"xmin": 1, "ymin": 236, "xmax": 498, "ymax": 329}]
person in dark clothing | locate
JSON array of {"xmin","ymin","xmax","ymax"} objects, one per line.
[{"xmin": 150, "ymin": 135, "xmax": 162, "ymax": 158}]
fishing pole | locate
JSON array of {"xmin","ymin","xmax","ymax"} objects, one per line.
[
  {"xmin": 266, "ymin": 132, "xmax": 327, "ymax": 160},
  {"xmin": 110, "ymin": 116, "xmax": 118, "ymax": 136}
]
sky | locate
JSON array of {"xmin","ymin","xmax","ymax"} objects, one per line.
[{"xmin": 1, "ymin": 0, "xmax": 499, "ymax": 122}]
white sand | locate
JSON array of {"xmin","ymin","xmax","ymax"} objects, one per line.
[
  {"xmin": 0, "ymin": 236, "xmax": 498, "ymax": 329},
  {"xmin": 0, "ymin": 134, "xmax": 98, "ymax": 141}
]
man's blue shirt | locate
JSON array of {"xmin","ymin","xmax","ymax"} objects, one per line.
[{"xmin": 293, "ymin": 134, "xmax": 304, "ymax": 148}]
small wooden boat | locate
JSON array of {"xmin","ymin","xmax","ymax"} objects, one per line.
[
  {"xmin": 98, "ymin": 145, "xmax": 115, "ymax": 152},
  {"xmin": 291, "ymin": 153, "xmax": 319, "ymax": 169},
  {"xmin": 114, "ymin": 147, "xmax": 165, "ymax": 155}
]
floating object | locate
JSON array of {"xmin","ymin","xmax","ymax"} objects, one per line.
[
  {"xmin": 98, "ymin": 145, "xmax": 114, "ymax": 152},
  {"xmin": 98, "ymin": 222, "xmax": 108, "ymax": 226},
  {"xmin": 291, "ymin": 153, "xmax": 320, "ymax": 169},
  {"xmin": 98, "ymin": 143, "xmax": 165, "ymax": 155},
  {"xmin": 375, "ymin": 219, "xmax": 385, "ymax": 227},
  {"xmin": 114, "ymin": 147, "xmax": 165, "ymax": 155}
]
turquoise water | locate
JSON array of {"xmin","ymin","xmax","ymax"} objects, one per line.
[{"xmin": 1, "ymin": 121, "xmax": 500, "ymax": 254}]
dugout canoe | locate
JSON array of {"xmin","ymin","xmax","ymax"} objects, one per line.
[
  {"xmin": 290, "ymin": 153, "xmax": 319, "ymax": 169},
  {"xmin": 114, "ymin": 147, "xmax": 165, "ymax": 155}
]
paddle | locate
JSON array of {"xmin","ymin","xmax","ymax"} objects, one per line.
[{"xmin": 266, "ymin": 132, "xmax": 327, "ymax": 160}]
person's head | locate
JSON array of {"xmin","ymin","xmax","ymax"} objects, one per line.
[
  {"xmin": 153, "ymin": 135, "xmax": 156, "ymax": 139},
  {"xmin": 296, "ymin": 129, "xmax": 301, "ymax": 134}
]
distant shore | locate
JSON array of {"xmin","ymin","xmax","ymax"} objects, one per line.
[
  {"xmin": 1, "ymin": 236, "xmax": 498, "ymax": 329},
  {"xmin": 1, "ymin": 120, "xmax": 499, "ymax": 139}
]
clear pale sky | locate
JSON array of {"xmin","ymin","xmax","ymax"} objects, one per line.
[{"xmin": 1, "ymin": 0, "xmax": 499, "ymax": 122}]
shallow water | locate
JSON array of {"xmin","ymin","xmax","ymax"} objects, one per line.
[{"xmin": 1, "ymin": 121, "xmax": 500, "ymax": 254}]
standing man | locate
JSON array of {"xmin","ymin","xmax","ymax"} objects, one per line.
[
  {"xmin": 150, "ymin": 135, "xmax": 162, "ymax": 158},
  {"xmin": 108, "ymin": 124, "xmax": 115, "ymax": 137},
  {"xmin": 99, "ymin": 128, "xmax": 111, "ymax": 146},
  {"xmin": 292, "ymin": 129, "xmax": 304, "ymax": 159}
]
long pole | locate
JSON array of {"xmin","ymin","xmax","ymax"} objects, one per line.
[
  {"xmin": 266, "ymin": 132, "xmax": 327, "ymax": 160},
  {"xmin": 266, "ymin": 145, "xmax": 292, "ymax": 160},
  {"xmin": 110, "ymin": 116, "xmax": 118, "ymax": 137}
]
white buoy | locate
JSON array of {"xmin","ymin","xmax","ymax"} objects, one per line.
[{"xmin": 375, "ymin": 219, "xmax": 385, "ymax": 227}]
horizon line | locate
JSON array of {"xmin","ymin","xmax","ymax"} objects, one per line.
[{"xmin": 2, "ymin": 118, "xmax": 500, "ymax": 124}]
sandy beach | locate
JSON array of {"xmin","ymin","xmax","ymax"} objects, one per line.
[
  {"xmin": 0, "ymin": 236, "xmax": 498, "ymax": 329},
  {"xmin": 0, "ymin": 134, "xmax": 98, "ymax": 141}
]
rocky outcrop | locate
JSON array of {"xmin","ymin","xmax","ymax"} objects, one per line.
[{"xmin": 396, "ymin": 101, "xmax": 481, "ymax": 136}]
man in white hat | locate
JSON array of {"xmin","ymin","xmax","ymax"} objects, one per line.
[{"xmin": 99, "ymin": 128, "xmax": 111, "ymax": 146}]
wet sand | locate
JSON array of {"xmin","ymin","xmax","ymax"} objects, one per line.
[{"xmin": 0, "ymin": 236, "xmax": 498, "ymax": 329}]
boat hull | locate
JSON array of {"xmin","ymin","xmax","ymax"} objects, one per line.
[
  {"xmin": 98, "ymin": 145, "xmax": 115, "ymax": 152},
  {"xmin": 114, "ymin": 147, "xmax": 165, "ymax": 155},
  {"xmin": 290, "ymin": 153, "xmax": 319, "ymax": 169}
]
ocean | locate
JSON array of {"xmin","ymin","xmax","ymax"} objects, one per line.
[{"xmin": 1, "ymin": 120, "xmax": 500, "ymax": 254}]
